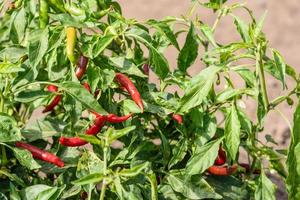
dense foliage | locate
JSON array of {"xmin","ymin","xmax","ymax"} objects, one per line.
[{"xmin": 0, "ymin": 0, "xmax": 299, "ymax": 199}]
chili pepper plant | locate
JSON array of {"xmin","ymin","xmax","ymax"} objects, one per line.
[{"xmin": 0, "ymin": 0, "xmax": 299, "ymax": 199}]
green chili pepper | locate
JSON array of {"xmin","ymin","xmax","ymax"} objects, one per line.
[
  {"xmin": 66, "ymin": 26, "xmax": 76, "ymax": 64},
  {"xmin": 39, "ymin": 0, "xmax": 49, "ymax": 29},
  {"xmin": 48, "ymin": 0, "xmax": 65, "ymax": 12},
  {"xmin": 64, "ymin": 3, "xmax": 85, "ymax": 16}
]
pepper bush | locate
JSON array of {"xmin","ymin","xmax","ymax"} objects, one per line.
[{"xmin": 0, "ymin": 0, "xmax": 300, "ymax": 199}]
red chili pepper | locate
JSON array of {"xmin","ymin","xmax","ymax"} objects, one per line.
[
  {"xmin": 43, "ymin": 85, "xmax": 61, "ymax": 113},
  {"xmin": 143, "ymin": 64, "xmax": 149, "ymax": 76},
  {"xmin": 214, "ymin": 146, "xmax": 226, "ymax": 165},
  {"xmin": 207, "ymin": 164, "xmax": 238, "ymax": 176},
  {"xmin": 239, "ymin": 163, "xmax": 261, "ymax": 174},
  {"xmin": 47, "ymin": 85, "xmax": 58, "ymax": 92},
  {"xmin": 86, "ymin": 115, "xmax": 106, "ymax": 135},
  {"xmin": 83, "ymin": 82, "xmax": 91, "ymax": 93},
  {"xmin": 15, "ymin": 142, "xmax": 64, "ymax": 167},
  {"xmin": 59, "ymin": 137, "xmax": 87, "ymax": 147},
  {"xmin": 115, "ymin": 73, "xmax": 144, "ymax": 112},
  {"xmin": 172, "ymin": 114, "xmax": 183, "ymax": 124},
  {"xmin": 76, "ymin": 55, "xmax": 88, "ymax": 80},
  {"xmin": 106, "ymin": 113, "xmax": 132, "ymax": 123}
]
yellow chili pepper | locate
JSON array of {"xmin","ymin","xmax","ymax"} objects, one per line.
[{"xmin": 66, "ymin": 27, "xmax": 76, "ymax": 64}]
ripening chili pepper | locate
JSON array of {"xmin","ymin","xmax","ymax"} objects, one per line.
[
  {"xmin": 59, "ymin": 137, "xmax": 87, "ymax": 147},
  {"xmin": 83, "ymin": 82, "xmax": 91, "ymax": 93},
  {"xmin": 15, "ymin": 142, "xmax": 64, "ymax": 167},
  {"xmin": 106, "ymin": 113, "xmax": 132, "ymax": 123},
  {"xmin": 43, "ymin": 85, "xmax": 61, "ymax": 113},
  {"xmin": 143, "ymin": 64, "xmax": 150, "ymax": 76},
  {"xmin": 207, "ymin": 164, "xmax": 238, "ymax": 176},
  {"xmin": 172, "ymin": 114, "xmax": 183, "ymax": 124},
  {"xmin": 76, "ymin": 55, "xmax": 89, "ymax": 80},
  {"xmin": 66, "ymin": 27, "xmax": 76, "ymax": 64},
  {"xmin": 39, "ymin": 0, "xmax": 49, "ymax": 29},
  {"xmin": 115, "ymin": 73, "xmax": 144, "ymax": 112},
  {"xmin": 214, "ymin": 146, "xmax": 226, "ymax": 165},
  {"xmin": 239, "ymin": 163, "xmax": 261, "ymax": 174}
]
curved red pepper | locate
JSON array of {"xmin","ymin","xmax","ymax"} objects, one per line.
[
  {"xmin": 83, "ymin": 82, "xmax": 91, "ymax": 93},
  {"xmin": 214, "ymin": 146, "xmax": 226, "ymax": 165},
  {"xmin": 143, "ymin": 64, "xmax": 149, "ymax": 76},
  {"xmin": 15, "ymin": 142, "xmax": 64, "ymax": 167},
  {"xmin": 239, "ymin": 163, "xmax": 261, "ymax": 174},
  {"xmin": 59, "ymin": 137, "xmax": 87, "ymax": 147},
  {"xmin": 207, "ymin": 164, "xmax": 238, "ymax": 176},
  {"xmin": 115, "ymin": 73, "xmax": 144, "ymax": 112},
  {"xmin": 43, "ymin": 85, "xmax": 61, "ymax": 113},
  {"xmin": 75, "ymin": 55, "xmax": 88, "ymax": 80},
  {"xmin": 86, "ymin": 115, "xmax": 106, "ymax": 135},
  {"xmin": 172, "ymin": 114, "xmax": 183, "ymax": 124},
  {"xmin": 106, "ymin": 113, "xmax": 132, "ymax": 123}
]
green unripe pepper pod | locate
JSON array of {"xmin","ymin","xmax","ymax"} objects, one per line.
[
  {"xmin": 64, "ymin": 3, "xmax": 85, "ymax": 16},
  {"xmin": 48, "ymin": 0, "xmax": 65, "ymax": 12},
  {"xmin": 39, "ymin": 0, "xmax": 49, "ymax": 29},
  {"xmin": 66, "ymin": 27, "xmax": 76, "ymax": 64}
]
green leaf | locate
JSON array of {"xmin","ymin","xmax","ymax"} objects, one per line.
[
  {"xmin": 0, "ymin": 47, "xmax": 26, "ymax": 63},
  {"xmin": 22, "ymin": 118, "xmax": 67, "ymax": 142},
  {"xmin": 108, "ymin": 126, "xmax": 136, "ymax": 143},
  {"xmin": 177, "ymin": 23, "xmax": 199, "ymax": 72},
  {"xmin": 200, "ymin": 24, "xmax": 217, "ymax": 47},
  {"xmin": 72, "ymin": 173, "xmax": 104, "ymax": 186},
  {"xmin": 255, "ymin": 170, "xmax": 276, "ymax": 200},
  {"xmin": 147, "ymin": 19, "xmax": 180, "ymax": 50},
  {"xmin": 168, "ymin": 138, "xmax": 188, "ymax": 169},
  {"xmin": 109, "ymin": 56, "xmax": 146, "ymax": 78},
  {"xmin": 233, "ymin": 16, "xmax": 250, "ymax": 43},
  {"xmin": 126, "ymin": 27, "xmax": 170, "ymax": 79},
  {"xmin": 272, "ymin": 49, "xmax": 286, "ymax": 89},
  {"xmin": 10, "ymin": 7, "xmax": 27, "ymax": 44},
  {"xmin": 233, "ymin": 67, "xmax": 256, "ymax": 88},
  {"xmin": 206, "ymin": 175, "xmax": 250, "ymax": 200},
  {"xmin": 119, "ymin": 162, "xmax": 150, "ymax": 177},
  {"xmin": 15, "ymin": 88, "xmax": 49, "ymax": 103},
  {"xmin": 286, "ymin": 101, "xmax": 300, "ymax": 199},
  {"xmin": 254, "ymin": 11, "xmax": 267, "ymax": 38},
  {"xmin": 59, "ymin": 81, "xmax": 107, "ymax": 114},
  {"xmin": 166, "ymin": 173, "xmax": 222, "ymax": 199},
  {"xmin": 13, "ymin": 148, "xmax": 41, "ymax": 170},
  {"xmin": 186, "ymin": 137, "xmax": 223, "ymax": 176},
  {"xmin": 0, "ymin": 113, "xmax": 21, "ymax": 142},
  {"xmin": 21, "ymin": 185, "xmax": 53, "ymax": 200},
  {"xmin": 0, "ymin": 170, "xmax": 25, "ymax": 187},
  {"xmin": 224, "ymin": 104, "xmax": 241, "ymax": 160},
  {"xmin": 178, "ymin": 66, "xmax": 221, "ymax": 113},
  {"xmin": 93, "ymin": 34, "xmax": 115, "ymax": 58},
  {"xmin": 49, "ymin": 14, "xmax": 86, "ymax": 28},
  {"xmin": 28, "ymin": 28, "xmax": 49, "ymax": 72},
  {"xmin": 0, "ymin": 62, "xmax": 24, "ymax": 74},
  {"xmin": 76, "ymin": 150, "xmax": 104, "ymax": 191}
]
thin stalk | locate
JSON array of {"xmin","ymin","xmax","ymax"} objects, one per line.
[
  {"xmin": 1, "ymin": 146, "xmax": 7, "ymax": 166},
  {"xmin": 256, "ymin": 47, "xmax": 269, "ymax": 110},
  {"xmin": 212, "ymin": 11, "xmax": 222, "ymax": 32},
  {"xmin": 147, "ymin": 173, "xmax": 158, "ymax": 200},
  {"xmin": 99, "ymin": 138, "xmax": 109, "ymax": 200}
]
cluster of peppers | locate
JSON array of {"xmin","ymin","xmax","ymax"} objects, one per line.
[
  {"xmin": 13, "ymin": 25, "xmax": 257, "ymax": 177},
  {"xmin": 14, "ymin": 26, "xmax": 182, "ymax": 168},
  {"xmin": 209, "ymin": 145, "xmax": 261, "ymax": 176}
]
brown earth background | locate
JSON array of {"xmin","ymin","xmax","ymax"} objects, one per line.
[{"xmin": 119, "ymin": 1, "xmax": 300, "ymax": 199}]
